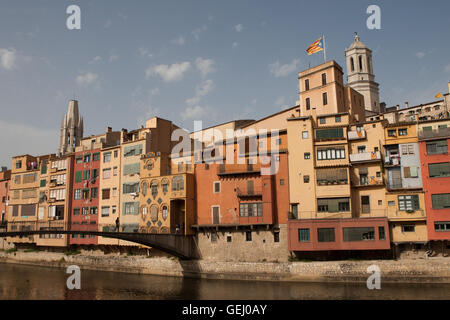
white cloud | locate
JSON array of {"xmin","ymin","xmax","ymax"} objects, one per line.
[
  {"xmin": 109, "ymin": 54, "xmax": 119, "ymax": 62},
  {"xmin": 232, "ymin": 42, "xmax": 238, "ymax": 49},
  {"xmin": 192, "ymin": 25, "xmax": 207, "ymax": 40},
  {"xmin": 195, "ymin": 58, "xmax": 216, "ymax": 77},
  {"xmin": 269, "ymin": 59, "xmax": 300, "ymax": 78},
  {"xmin": 89, "ymin": 56, "xmax": 102, "ymax": 64},
  {"xmin": 181, "ymin": 105, "xmax": 207, "ymax": 120},
  {"xmin": 235, "ymin": 24, "xmax": 243, "ymax": 32},
  {"xmin": 171, "ymin": 36, "xmax": 185, "ymax": 46},
  {"xmin": 0, "ymin": 48, "xmax": 17, "ymax": 70},
  {"xmin": 186, "ymin": 79, "xmax": 214, "ymax": 107},
  {"xmin": 151, "ymin": 88, "xmax": 160, "ymax": 95},
  {"xmin": 145, "ymin": 62, "xmax": 191, "ymax": 82},
  {"xmin": 139, "ymin": 48, "xmax": 153, "ymax": 58},
  {"xmin": 76, "ymin": 72, "xmax": 99, "ymax": 86},
  {"xmin": 415, "ymin": 52, "xmax": 426, "ymax": 59},
  {"xmin": 0, "ymin": 120, "xmax": 58, "ymax": 167}
]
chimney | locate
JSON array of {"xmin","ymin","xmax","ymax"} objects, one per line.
[
  {"xmin": 405, "ymin": 102, "xmax": 409, "ymax": 109},
  {"xmin": 396, "ymin": 104, "xmax": 400, "ymax": 110},
  {"xmin": 106, "ymin": 126, "xmax": 112, "ymax": 133},
  {"xmin": 1, "ymin": 166, "xmax": 6, "ymax": 172}
]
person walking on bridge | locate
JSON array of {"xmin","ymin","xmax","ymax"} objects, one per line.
[{"xmin": 115, "ymin": 217, "xmax": 120, "ymax": 232}]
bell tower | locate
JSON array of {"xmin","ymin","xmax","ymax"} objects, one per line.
[
  {"xmin": 345, "ymin": 33, "xmax": 380, "ymax": 113},
  {"xmin": 59, "ymin": 100, "xmax": 83, "ymax": 155}
]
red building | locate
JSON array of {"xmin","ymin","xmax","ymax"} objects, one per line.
[
  {"xmin": 419, "ymin": 121, "xmax": 450, "ymax": 243},
  {"xmin": 0, "ymin": 168, "xmax": 11, "ymax": 226},
  {"xmin": 70, "ymin": 147, "xmax": 101, "ymax": 245}
]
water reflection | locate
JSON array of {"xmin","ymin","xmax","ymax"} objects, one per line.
[{"xmin": 0, "ymin": 263, "xmax": 448, "ymax": 300}]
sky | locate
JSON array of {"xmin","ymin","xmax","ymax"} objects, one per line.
[{"xmin": 1, "ymin": 0, "xmax": 450, "ymax": 167}]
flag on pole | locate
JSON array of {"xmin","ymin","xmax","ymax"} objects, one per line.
[
  {"xmin": 435, "ymin": 93, "xmax": 443, "ymax": 99},
  {"xmin": 306, "ymin": 37, "xmax": 324, "ymax": 55}
]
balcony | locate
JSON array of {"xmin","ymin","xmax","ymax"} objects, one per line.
[
  {"xmin": 351, "ymin": 177, "xmax": 384, "ymax": 188},
  {"xmin": 349, "ymin": 151, "xmax": 381, "ymax": 163},
  {"xmin": 348, "ymin": 129, "xmax": 366, "ymax": 140},
  {"xmin": 217, "ymin": 164, "xmax": 260, "ymax": 176},
  {"xmin": 419, "ymin": 127, "xmax": 450, "ymax": 140},
  {"xmin": 387, "ymin": 178, "xmax": 403, "ymax": 190},
  {"xmin": 384, "ymin": 155, "xmax": 401, "ymax": 167},
  {"xmin": 236, "ymin": 187, "xmax": 263, "ymax": 198}
]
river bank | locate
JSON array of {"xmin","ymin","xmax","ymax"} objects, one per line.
[{"xmin": 1, "ymin": 249, "xmax": 449, "ymax": 283}]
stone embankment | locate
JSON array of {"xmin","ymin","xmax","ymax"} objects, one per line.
[{"xmin": 0, "ymin": 250, "xmax": 449, "ymax": 283}]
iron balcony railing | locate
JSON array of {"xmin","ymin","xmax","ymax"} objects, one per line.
[
  {"xmin": 419, "ymin": 127, "xmax": 450, "ymax": 140},
  {"xmin": 349, "ymin": 151, "xmax": 381, "ymax": 163},
  {"xmin": 347, "ymin": 129, "xmax": 366, "ymax": 140},
  {"xmin": 236, "ymin": 187, "xmax": 263, "ymax": 197}
]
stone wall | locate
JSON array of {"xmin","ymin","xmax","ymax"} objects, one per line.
[
  {"xmin": 196, "ymin": 224, "xmax": 289, "ymax": 262},
  {"xmin": 1, "ymin": 249, "xmax": 449, "ymax": 283}
]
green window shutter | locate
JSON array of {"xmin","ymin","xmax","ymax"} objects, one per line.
[
  {"xmin": 40, "ymin": 179, "xmax": 46, "ymax": 187},
  {"xmin": 41, "ymin": 165, "xmax": 47, "ymax": 174},
  {"xmin": 123, "ymin": 163, "xmax": 140, "ymax": 175},
  {"xmin": 75, "ymin": 171, "xmax": 82, "ymax": 183}
]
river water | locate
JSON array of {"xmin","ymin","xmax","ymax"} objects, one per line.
[{"xmin": 0, "ymin": 263, "xmax": 448, "ymax": 300}]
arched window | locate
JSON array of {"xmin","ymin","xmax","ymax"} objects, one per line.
[
  {"xmin": 141, "ymin": 181, "xmax": 147, "ymax": 196},
  {"xmin": 350, "ymin": 58, "xmax": 355, "ymax": 72},
  {"xmin": 151, "ymin": 180, "xmax": 158, "ymax": 197},
  {"xmin": 359, "ymin": 56, "xmax": 363, "ymax": 71},
  {"xmin": 141, "ymin": 205, "xmax": 147, "ymax": 219},
  {"xmin": 150, "ymin": 205, "xmax": 159, "ymax": 222},
  {"xmin": 161, "ymin": 205, "xmax": 168, "ymax": 220}
]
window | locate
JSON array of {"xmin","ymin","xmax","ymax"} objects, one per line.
[
  {"xmin": 123, "ymin": 144, "xmax": 143, "ymax": 157},
  {"xmin": 350, "ymin": 57, "xmax": 354, "ymax": 71},
  {"xmin": 123, "ymin": 202, "xmax": 139, "ymax": 215},
  {"xmin": 321, "ymin": 73, "xmax": 327, "ymax": 85},
  {"xmin": 298, "ymin": 229, "xmax": 310, "ymax": 242},
  {"xmin": 317, "ymin": 198, "xmax": 350, "ymax": 213},
  {"xmin": 388, "ymin": 201, "xmax": 395, "ymax": 206},
  {"xmin": 318, "ymin": 228, "xmax": 335, "ymax": 242},
  {"xmin": 93, "ymin": 153, "xmax": 100, "ymax": 161},
  {"xmin": 304, "ymin": 152, "xmax": 310, "ymax": 159},
  {"xmin": 376, "ymin": 171, "xmax": 381, "ymax": 177},
  {"xmin": 398, "ymin": 128, "xmax": 408, "ymax": 136},
  {"xmin": 239, "ymin": 203, "xmax": 263, "ymax": 217},
  {"xmin": 357, "ymin": 146, "xmax": 366, "ymax": 153},
  {"xmin": 15, "ymin": 160, "xmax": 22, "ymax": 169},
  {"xmin": 322, "ymin": 92, "xmax": 328, "ymax": 106},
  {"xmin": 114, "ymin": 150, "xmax": 118, "ymax": 158},
  {"xmin": 74, "ymin": 189, "xmax": 82, "ymax": 200},
  {"xmin": 316, "ymin": 128, "xmax": 344, "ymax": 140},
  {"xmin": 274, "ymin": 232, "xmax": 280, "ymax": 243},
  {"xmin": 426, "ymin": 140, "xmax": 448, "ymax": 155},
  {"xmin": 378, "ymin": 200, "xmax": 383, "ymax": 205},
  {"xmin": 401, "ymin": 225, "xmax": 415, "ymax": 232},
  {"xmin": 303, "ymin": 175, "xmax": 310, "ymax": 183},
  {"xmin": 103, "ymin": 168, "xmax": 111, "ymax": 179},
  {"xmin": 40, "ymin": 179, "xmax": 46, "ymax": 187},
  {"xmin": 343, "ymin": 227, "xmax": 375, "ymax": 242},
  {"xmin": 276, "ymin": 138, "xmax": 282, "ymax": 145},
  {"xmin": 210, "ymin": 232, "xmax": 218, "ymax": 243},
  {"xmin": 103, "ymin": 152, "xmax": 111, "ymax": 163},
  {"xmin": 73, "ymin": 208, "xmax": 80, "ymax": 216},
  {"xmin": 112, "ymin": 206, "xmax": 117, "ymax": 214},
  {"xmin": 280, "ymin": 179, "xmax": 285, "ymax": 186},
  {"xmin": 41, "ymin": 164, "xmax": 47, "ymax": 175},
  {"xmin": 431, "ymin": 194, "xmax": 450, "ymax": 209},
  {"xmin": 112, "ymin": 188, "xmax": 118, "ymax": 197},
  {"xmin": 141, "ymin": 182, "xmax": 147, "ymax": 196},
  {"xmin": 388, "ymin": 129, "xmax": 397, "ymax": 137},
  {"xmin": 82, "ymin": 189, "xmax": 89, "ymax": 199},
  {"xmin": 429, "ymin": 163, "xmax": 450, "ymax": 178},
  {"xmin": 398, "ymin": 195, "xmax": 420, "ymax": 211},
  {"xmin": 102, "ymin": 188, "xmax": 110, "ymax": 200},
  {"xmin": 82, "ymin": 207, "xmax": 89, "ymax": 215},
  {"xmin": 90, "ymin": 207, "xmax": 98, "ymax": 215},
  {"xmin": 123, "ymin": 163, "xmax": 140, "ymax": 176},
  {"xmin": 361, "ymin": 196, "xmax": 370, "ymax": 213},
  {"xmin": 319, "ymin": 118, "xmax": 326, "ymax": 124},
  {"xmin": 84, "ymin": 154, "xmax": 90, "ymax": 163},
  {"xmin": 335, "ymin": 116, "xmax": 341, "ymax": 123},
  {"xmin": 90, "ymin": 188, "xmax": 98, "ymax": 199},
  {"xmin": 359, "ymin": 55, "xmax": 363, "ymax": 71},
  {"xmin": 113, "ymin": 166, "xmax": 118, "ymax": 176},
  {"xmin": 172, "ymin": 176, "xmax": 184, "ymax": 191},
  {"xmin": 213, "ymin": 181, "xmax": 221, "ymax": 193},
  {"xmin": 435, "ymin": 222, "xmax": 450, "ymax": 232},
  {"xmin": 245, "ymin": 231, "xmax": 252, "ymax": 242},
  {"xmin": 82, "ymin": 170, "xmax": 90, "ymax": 181},
  {"xmin": 212, "ymin": 206, "xmax": 220, "ymax": 224},
  {"xmin": 123, "ymin": 183, "xmax": 139, "ymax": 194},
  {"xmin": 304, "ymin": 79, "xmax": 309, "ymax": 91},
  {"xmin": 151, "ymin": 182, "xmax": 158, "ymax": 196},
  {"xmin": 316, "ymin": 147, "xmax": 345, "ymax": 160},
  {"xmin": 75, "ymin": 171, "xmax": 82, "ymax": 183},
  {"xmin": 403, "ymin": 167, "xmax": 419, "ymax": 178},
  {"xmin": 101, "ymin": 206, "xmax": 110, "ymax": 217},
  {"xmin": 227, "ymin": 235, "xmax": 232, "ymax": 243},
  {"xmin": 306, "ymin": 98, "xmax": 310, "ymax": 110},
  {"xmin": 76, "ymin": 156, "xmax": 83, "ymax": 164},
  {"xmin": 302, "ymin": 131, "xmax": 309, "ymax": 139},
  {"xmin": 379, "ymin": 226, "xmax": 386, "ymax": 240}
]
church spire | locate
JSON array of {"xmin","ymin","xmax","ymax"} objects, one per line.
[{"xmin": 59, "ymin": 100, "xmax": 83, "ymax": 156}]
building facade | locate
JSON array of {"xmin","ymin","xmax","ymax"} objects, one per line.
[{"xmin": 0, "ymin": 168, "xmax": 11, "ymax": 227}]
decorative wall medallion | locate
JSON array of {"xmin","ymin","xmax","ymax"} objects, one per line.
[
  {"xmin": 157, "ymin": 221, "xmax": 162, "ymax": 227},
  {"xmin": 157, "ymin": 197, "xmax": 162, "ymax": 204},
  {"xmin": 147, "ymin": 198, "xmax": 151, "ymax": 205}
]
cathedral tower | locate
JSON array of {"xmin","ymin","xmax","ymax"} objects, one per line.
[
  {"xmin": 59, "ymin": 100, "xmax": 83, "ymax": 155},
  {"xmin": 345, "ymin": 33, "xmax": 380, "ymax": 113}
]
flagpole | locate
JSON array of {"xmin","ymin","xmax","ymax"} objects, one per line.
[{"xmin": 323, "ymin": 33, "xmax": 327, "ymax": 63}]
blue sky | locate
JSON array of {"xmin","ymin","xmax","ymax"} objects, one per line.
[{"xmin": 1, "ymin": 0, "xmax": 450, "ymax": 167}]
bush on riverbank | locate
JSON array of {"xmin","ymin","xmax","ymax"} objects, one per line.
[
  {"xmin": 65, "ymin": 250, "xmax": 81, "ymax": 256},
  {"xmin": 6, "ymin": 247, "xmax": 17, "ymax": 254}
]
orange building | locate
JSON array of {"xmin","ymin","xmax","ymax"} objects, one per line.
[{"xmin": 0, "ymin": 168, "xmax": 11, "ymax": 226}]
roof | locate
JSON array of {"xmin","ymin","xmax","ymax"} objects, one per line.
[{"xmin": 241, "ymin": 105, "xmax": 300, "ymax": 129}]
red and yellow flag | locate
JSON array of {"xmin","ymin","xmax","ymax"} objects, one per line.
[{"xmin": 306, "ymin": 37, "xmax": 324, "ymax": 55}]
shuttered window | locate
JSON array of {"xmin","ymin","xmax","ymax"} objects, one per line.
[
  {"xmin": 102, "ymin": 189, "xmax": 110, "ymax": 200},
  {"xmin": 23, "ymin": 173, "xmax": 37, "ymax": 184},
  {"xmin": 432, "ymin": 194, "xmax": 450, "ymax": 209},
  {"xmin": 123, "ymin": 183, "xmax": 139, "ymax": 194},
  {"xmin": 426, "ymin": 140, "xmax": 448, "ymax": 155},
  {"xmin": 123, "ymin": 202, "xmax": 139, "ymax": 215},
  {"xmin": 317, "ymin": 198, "xmax": 350, "ymax": 212},
  {"xmin": 21, "ymin": 204, "xmax": 36, "ymax": 217},
  {"xmin": 75, "ymin": 171, "xmax": 82, "ymax": 183},
  {"xmin": 123, "ymin": 163, "xmax": 140, "ymax": 175},
  {"xmin": 316, "ymin": 128, "xmax": 344, "ymax": 140},
  {"xmin": 429, "ymin": 163, "xmax": 450, "ymax": 178},
  {"xmin": 123, "ymin": 144, "xmax": 143, "ymax": 157}
]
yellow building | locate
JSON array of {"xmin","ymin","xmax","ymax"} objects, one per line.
[
  {"xmin": 383, "ymin": 122, "xmax": 427, "ymax": 246},
  {"xmin": 139, "ymin": 152, "xmax": 195, "ymax": 235}
]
